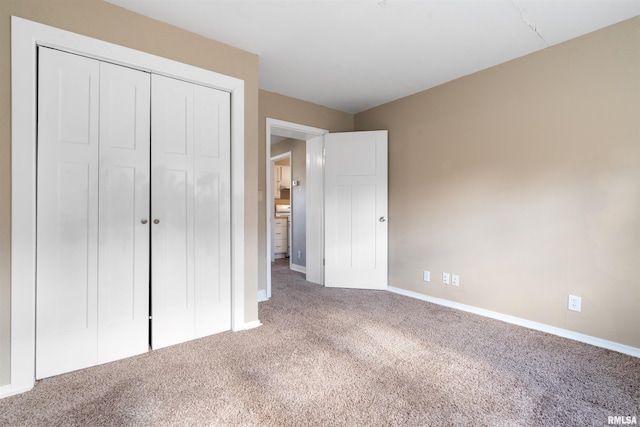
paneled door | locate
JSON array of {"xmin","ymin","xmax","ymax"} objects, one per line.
[
  {"xmin": 151, "ymin": 75, "xmax": 231, "ymax": 349},
  {"xmin": 36, "ymin": 48, "xmax": 232, "ymax": 378},
  {"xmin": 324, "ymin": 131, "xmax": 388, "ymax": 290},
  {"xmin": 97, "ymin": 61, "xmax": 151, "ymax": 364},
  {"xmin": 36, "ymin": 48, "xmax": 151, "ymax": 378}
]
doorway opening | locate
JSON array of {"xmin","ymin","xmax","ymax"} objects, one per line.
[{"xmin": 264, "ymin": 119, "xmax": 328, "ymax": 300}]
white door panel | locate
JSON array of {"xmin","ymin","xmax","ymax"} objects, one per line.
[
  {"xmin": 36, "ymin": 47, "xmax": 100, "ymax": 379},
  {"xmin": 97, "ymin": 61, "xmax": 150, "ymax": 364},
  {"xmin": 324, "ymin": 131, "xmax": 388, "ymax": 290},
  {"xmin": 151, "ymin": 75, "xmax": 195, "ymax": 349},
  {"xmin": 193, "ymin": 84, "xmax": 231, "ymax": 338},
  {"xmin": 37, "ymin": 49, "xmax": 152, "ymax": 378},
  {"xmin": 151, "ymin": 75, "xmax": 231, "ymax": 349},
  {"xmin": 38, "ymin": 49, "xmax": 232, "ymax": 375}
]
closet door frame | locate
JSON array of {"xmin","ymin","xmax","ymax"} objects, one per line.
[{"xmin": 8, "ymin": 17, "xmax": 246, "ymax": 397}]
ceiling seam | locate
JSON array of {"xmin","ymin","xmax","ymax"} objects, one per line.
[{"xmin": 511, "ymin": 0, "xmax": 549, "ymax": 47}]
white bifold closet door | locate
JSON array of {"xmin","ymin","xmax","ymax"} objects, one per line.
[
  {"xmin": 36, "ymin": 47, "xmax": 151, "ymax": 379},
  {"xmin": 36, "ymin": 48, "xmax": 231, "ymax": 378},
  {"xmin": 150, "ymin": 75, "xmax": 231, "ymax": 349}
]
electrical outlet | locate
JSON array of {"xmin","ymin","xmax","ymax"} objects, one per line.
[
  {"xmin": 423, "ymin": 271, "xmax": 430, "ymax": 282},
  {"xmin": 442, "ymin": 272, "xmax": 450, "ymax": 285},
  {"xmin": 297, "ymin": 251, "xmax": 301, "ymax": 259},
  {"xmin": 568, "ymin": 295, "xmax": 582, "ymax": 312},
  {"xmin": 452, "ymin": 274, "xmax": 460, "ymax": 287}
]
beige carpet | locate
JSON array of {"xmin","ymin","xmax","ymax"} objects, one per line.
[{"xmin": 1, "ymin": 259, "xmax": 638, "ymax": 426}]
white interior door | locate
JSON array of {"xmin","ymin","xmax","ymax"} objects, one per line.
[
  {"xmin": 97, "ymin": 61, "xmax": 151, "ymax": 364},
  {"xmin": 151, "ymin": 75, "xmax": 231, "ymax": 349},
  {"xmin": 36, "ymin": 47, "xmax": 101, "ymax": 379},
  {"xmin": 151, "ymin": 75, "xmax": 195, "ymax": 349},
  {"xmin": 324, "ymin": 131, "xmax": 388, "ymax": 290},
  {"xmin": 37, "ymin": 48, "xmax": 232, "ymax": 377},
  {"xmin": 193, "ymin": 83, "xmax": 231, "ymax": 339},
  {"xmin": 37, "ymin": 48, "xmax": 152, "ymax": 378}
]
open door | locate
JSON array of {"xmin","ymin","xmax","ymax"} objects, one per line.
[{"xmin": 324, "ymin": 130, "xmax": 388, "ymax": 290}]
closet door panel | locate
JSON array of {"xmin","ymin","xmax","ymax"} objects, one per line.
[
  {"xmin": 151, "ymin": 76, "xmax": 231, "ymax": 348},
  {"xmin": 194, "ymin": 85, "xmax": 231, "ymax": 338},
  {"xmin": 97, "ymin": 62, "xmax": 151, "ymax": 364},
  {"xmin": 151, "ymin": 74, "xmax": 196, "ymax": 349},
  {"xmin": 37, "ymin": 48, "xmax": 232, "ymax": 374},
  {"xmin": 36, "ymin": 48, "xmax": 100, "ymax": 379}
]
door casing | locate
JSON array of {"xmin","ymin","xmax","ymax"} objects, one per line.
[
  {"xmin": 265, "ymin": 119, "xmax": 328, "ymax": 300},
  {"xmin": 264, "ymin": 121, "xmax": 388, "ymax": 299},
  {"xmin": 8, "ymin": 16, "xmax": 245, "ymax": 398}
]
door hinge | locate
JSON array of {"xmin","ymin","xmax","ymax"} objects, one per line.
[{"xmin": 323, "ymin": 258, "xmax": 325, "ymax": 266}]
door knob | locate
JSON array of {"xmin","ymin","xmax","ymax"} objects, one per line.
[
  {"xmin": 153, "ymin": 219, "xmax": 160, "ymax": 224},
  {"xmin": 379, "ymin": 217, "xmax": 386, "ymax": 223},
  {"xmin": 141, "ymin": 219, "xmax": 148, "ymax": 224}
]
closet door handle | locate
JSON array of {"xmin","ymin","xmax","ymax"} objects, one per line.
[
  {"xmin": 141, "ymin": 219, "xmax": 148, "ymax": 224},
  {"xmin": 153, "ymin": 219, "xmax": 160, "ymax": 224}
]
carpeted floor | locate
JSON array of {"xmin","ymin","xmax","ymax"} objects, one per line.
[{"xmin": 1, "ymin": 259, "xmax": 638, "ymax": 426}]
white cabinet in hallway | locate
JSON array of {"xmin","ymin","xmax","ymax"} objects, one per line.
[
  {"xmin": 273, "ymin": 217, "xmax": 288, "ymax": 259},
  {"xmin": 273, "ymin": 164, "xmax": 290, "ymax": 198}
]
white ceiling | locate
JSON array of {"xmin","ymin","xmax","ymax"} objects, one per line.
[{"xmin": 106, "ymin": 0, "xmax": 640, "ymax": 114}]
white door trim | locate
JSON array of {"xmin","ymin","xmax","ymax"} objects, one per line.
[
  {"xmin": 8, "ymin": 16, "xmax": 245, "ymax": 398},
  {"xmin": 265, "ymin": 119, "xmax": 327, "ymax": 299}
]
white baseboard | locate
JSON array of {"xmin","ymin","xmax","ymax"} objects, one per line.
[
  {"xmin": 0, "ymin": 383, "xmax": 33, "ymax": 400},
  {"xmin": 387, "ymin": 286, "xmax": 640, "ymax": 359},
  {"xmin": 290, "ymin": 263, "xmax": 306, "ymax": 274},
  {"xmin": 257, "ymin": 289, "xmax": 268, "ymax": 302},
  {"xmin": 243, "ymin": 320, "xmax": 262, "ymax": 330}
]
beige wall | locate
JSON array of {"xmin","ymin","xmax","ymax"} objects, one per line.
[
  {"xmin": 355, "ymin": 17, "xmax": 640, "ymax": 348},
  {"xmin": 258, "ymin": 90, "xmax": 354, "ymax": 292},
  {"xmin": 0, "ymin": 0, "xmax": 259, "ymax": 387}
]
